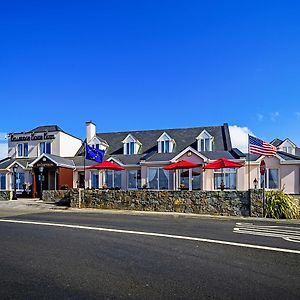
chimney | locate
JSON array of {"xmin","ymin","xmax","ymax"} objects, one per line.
[{"xmin": 86, "ymin": 121, "xmax": 96, "ymax": 143}]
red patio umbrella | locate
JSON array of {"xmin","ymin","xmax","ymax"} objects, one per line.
[
  {"xmin": 203, "ymin": 158, "xmax": 242, "ymax": 169},
  {"xmin": 87, "ymin": 161, "xmax": 125, "ymax": 171},
  {"xmin": 163, "ymin": 160, "xmax": 201, "ymax": 170}
]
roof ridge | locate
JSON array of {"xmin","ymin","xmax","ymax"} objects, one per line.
[{"xmin": 97, "ymin": 124, "xmax": 224, "ymax": 135}]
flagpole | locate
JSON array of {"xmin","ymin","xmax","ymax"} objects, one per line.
[
  {"xmin": 248, "ymin": 134, "xmax": 250, "ymax": 191},
  {"xmin": 247, "ymin": 134, "xmax": 251, "ymax": 217},
  {"xmin": 83, "ymin": 140, "xmax": 86, "ymax": 190}
]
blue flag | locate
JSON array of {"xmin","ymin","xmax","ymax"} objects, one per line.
[{"xmin": 85, "ymin": 144, "xmax": 105, "ymax": 163}]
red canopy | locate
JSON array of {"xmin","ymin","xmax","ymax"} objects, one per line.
[
  {"xmin": 203, "ymin": 158, "xmax": 242, "ymax": 169},
  {"xmin": 87, "ymin": 161, "xmax": 125, "ymax": 171},
  {"xmin": 163, "ymin": 160, "xmax": 201, "ymax": 170}
]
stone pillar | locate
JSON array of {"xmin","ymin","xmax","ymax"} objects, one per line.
[{"xmin": 249, "ymin": 189, "xmax": 264, "ymax": 217}]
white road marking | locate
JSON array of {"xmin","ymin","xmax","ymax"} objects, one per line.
[
  {"xmin": 0, "ymin": 219, "xmax": 300, "ymax": 254},
  {"xmin": 234, "ymin": 223, "xmax": 300, "ymax": 243}
]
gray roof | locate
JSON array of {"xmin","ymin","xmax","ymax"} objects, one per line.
[
  {"xmin": 75, "ymin": 123, "xmax": 238, "ymax": 165},
  {"xmin": 270, "ymin": 138, "xmax": 300, "ymax": 157},
  {"xmin": 244, "ymin": 151, "xmax": 300, "ymax": 162},
  {"xmin": 67, "ymin": 156, "xmax": 97, "ymax": 167},
  {"xmin": 39, "ymin": 154, "xmax": 75, "ymax": 168},
  {"xmin": 277, "ymin": 151, "xmax": 300, "ymax": 161},
  {"xmin": 0, "ymin": 155, "xmax": 98, "ymax": 170},
  {"xmin": 0, "ymin": 157, "xmax": 35, "ymax": 170},
  {"xmin": 9, "ymin": 125, "xmax": 64, "ymax": 135},
  {"xmin": 97, "ymin": 124, "xmax": 232, "ymax": 156},
  {"xmin": 203, "ymin": 149, "xmax": 245, "ymax": 160},
  {"xmin": 30, "ymin": 125, "xmax": 64, "ymax": 133},
  {"xmin": 270, "ymin": 138, "xmax": 283, "ymax": 147}
]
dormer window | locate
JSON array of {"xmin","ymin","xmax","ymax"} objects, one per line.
[
  {"xmin": 157, "ymin": 132, "xmax": 174, "ymax": 153},
  {"xmin": 122, "ymin": 134, "xmax": 141, "ymax": 155},
  {"xmin": 161, "ymin": 140, "xmax": 170, "ymax": 153},
  {"xmin": 278, "ymin": 139, "xmax": 296, "ymax": 155},
  {"xmin": 282, "ymin": 146, "xmax": 292, "ymax": 154},
  {"xmin": 197, "ymin": 130, "xmax": 213, "ymax": 152},
  {"xmin": 126, "ymin": 142, "xmax": 135, "ymax": 155},
  {"xmin": 89, "ymin": 136, "xmax": 109, "ymax": 152}
]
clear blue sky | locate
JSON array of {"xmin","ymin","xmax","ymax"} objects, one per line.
[{"xmin": 0, "ymin": 1, "xmax": 299, "ymax": 155}]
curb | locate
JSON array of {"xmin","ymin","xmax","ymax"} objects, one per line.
[{"xmin": 65, "ymin": 208, "xmax": 300, "ymax": 224}]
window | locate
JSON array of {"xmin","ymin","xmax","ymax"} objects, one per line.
[
  {"xmin": 179, "ymin": 168, "xmax": 202, "ymax": 190},
  {"xmin": 148, "ymin": 168, "xmax": 169, "ymax": 190},
  {"xmin": 197, "ymin": 130, "xmax": 213, "ymax": 152},
  {"xmin": 17, "ymin": 143, "xmax": 28, "ymax": 157},
  {"xmin": 105, "ymin": 170, "xmax": 122, "ymax": 189},
  {"xmin": 0, "ymin": 174, "xmax": 6, "ymax": 190},
  {"xmin": 40, "ymin": 142, "xmax": 51, "ymax": 154},
  {"xmin": 282, "ymin": 146, "xmax": 292, "ymax": 154},
  {"xmin": 161, "ymin": 140, "xmax": 170, "ymax": 153},
  {"xmin": 261, "ymin": 169, "xmax": 279, "ymax": 189},
  {"xmin": 91, "ymin": 172, "xmax": 99, "ymax": 188},
  {"xmin": 24, "ymin": 143, "xmax": 28, "ymax": 157},
  {"xmin": 157, "ymin": 132, "xmax": 173, "ymax": 153},
  {"xmin": 125, "ymin": 142, "xmax": 135, "ymax": 155},
  {"xmin": 200, "ymin": 138, "xmax": 210, "ymax": 151},
  {"xmin": 214, "ymin": 168, "xmax": 237, "ymax": 190},
  {"xmin": 17, "ymin": 144, "xmax": 22, "ymax": 157},
  {"xmin": 16, "ymin": 173, "xmax": 25, "ymax": 190},
  {"xmin": 128, "ymin": 170, "xmax": 141, "ymax": 189}
]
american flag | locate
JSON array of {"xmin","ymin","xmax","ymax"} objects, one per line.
[{"xmin": 249, "ymin": 135, "xmax": 277, "ymax": 156}]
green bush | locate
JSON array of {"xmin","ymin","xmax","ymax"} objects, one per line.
[{"xmin": 265, "ymin": 190, "xmax": 299, "ymax": 219}]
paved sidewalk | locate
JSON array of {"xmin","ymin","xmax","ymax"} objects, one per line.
[{"xmin": 0, "ymin": 199, "xmax": 68, "ymax": 217}]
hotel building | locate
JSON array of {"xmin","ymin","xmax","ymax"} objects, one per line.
[{"xmin": 0, "ymin": 122, "xmax": 299, "ymax": 196}]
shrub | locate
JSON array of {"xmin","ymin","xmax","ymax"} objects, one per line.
[{"xmin": 265, "ymin": 190, "xmax": 299, "ymax": 219}]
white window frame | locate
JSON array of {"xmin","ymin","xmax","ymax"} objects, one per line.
[
  {"xmin": 197, "ymin": 130, "xmax": 213, "ymax": 152},
  {"xmin": 39, "ymin": 142, "xmax": 51, "ymax": 155},
  {"xmin": 157, "ymin": 132, "xmax": 174, "ymax": 153},
  {"xmin": 282, "ymin": 146, "xmax": 292, "ymax": 154},
  {"xmin": 105, "ymin": 170, "xmax": 122, "ymax": 189},
  {"xmin": 213, "ymin": 168, "xmax": 237, "ymax": 190},
  {"xmin": 260, "ymin": 168, "xmax": 280, "ymax": 190},
  {"xmin": 17, "ymin": 143, "xmax": 29, "ymax": 158},
  {"xmin": 147, "ymin": 167, "xmax": 170, "ymax": 190},
  {"xmin": 122, "ymin": 134, "xmax": 140, "ymax": 155},
  {"xmin": 0, "ymin": 173, "xmax": 6, "ymax": 190},
  {"xmin": 127, "ymin": 169, "xmax": 141, "ymax": 190}
]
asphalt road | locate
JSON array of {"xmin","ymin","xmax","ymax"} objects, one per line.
[{"xmin": 0, "ymin": 210, "xmax": 299, "ymax": 299}]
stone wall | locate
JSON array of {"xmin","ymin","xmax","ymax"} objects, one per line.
[
  {"xmin": 42, "ymin": 190, "xmax": 70, "ymax": 206},
  {"xmin": 69, "ymin": 189, "xmax": 264, "ymax": 217},
  {"xmin": 0, "ymin": 191, "xmax": 12, "ymax": 201}
]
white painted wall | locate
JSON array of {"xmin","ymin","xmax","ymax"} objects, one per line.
[
  {"xmin": 8, "ymin": 131, "xmax": 82, "ymax": 159},
  {"xmin": 58, "ymin": 132, "xmax": 82, "ymax": 157}
]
